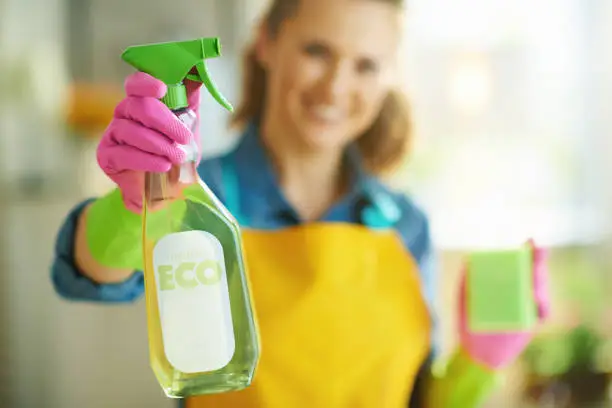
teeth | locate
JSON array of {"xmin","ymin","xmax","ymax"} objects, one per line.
[{"xmin": 310, "ymin": 105, "xmax": 343, "ymax": 121}]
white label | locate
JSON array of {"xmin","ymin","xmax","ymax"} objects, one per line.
[{"xmin": 153, "ymin": 231, "xmax": 235, "ymax": 373}]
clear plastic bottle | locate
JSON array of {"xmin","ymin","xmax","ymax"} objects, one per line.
[{"xmin": 141, "ymin": 105, "xmax": 259, "ymax": 398}]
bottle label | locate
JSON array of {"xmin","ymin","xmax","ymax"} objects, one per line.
[{"xmin": 153, "ymin": 230, "xmax": 235, "ymax": 373}]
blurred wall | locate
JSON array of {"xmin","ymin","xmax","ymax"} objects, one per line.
[{"xmin": 0, "ymin": 0, "xmax": 69, "ymax": 195}]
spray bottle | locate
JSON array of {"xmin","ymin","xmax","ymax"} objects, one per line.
[{"xmin": 121, "ymin": 38, "xmax": 259, "ymax": 398}]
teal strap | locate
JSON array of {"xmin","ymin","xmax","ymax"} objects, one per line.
[
  {"xmin": 361, "ymin": 185, "xmax": 401, "ymax": 229},
  {"xmin": 362, "ymin": 205, "xmax": 395, "ymax": 229},
  {"xmin": 220, "ymin": 158, "xmax": 249, "ymax": 226}
]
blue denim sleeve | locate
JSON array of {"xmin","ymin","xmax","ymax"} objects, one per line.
[
  {"xmin": 50, "ymin": 199, "xmax": 144, "ymax": 303},
  {"xmin": 394, "ymin": 195, "xmax": 440, "ymax": 356}
]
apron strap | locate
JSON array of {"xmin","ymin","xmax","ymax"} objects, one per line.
[
  {"xmin": 220, "ymin": 159, "xmax": 399, "ymax": 229},
  {"xmin": 361, "ymin": 187, "xmax": 402, "ymax": 229}
]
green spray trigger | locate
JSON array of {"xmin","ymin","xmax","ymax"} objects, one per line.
[{"xmin": 121, "ymin": 37, "xmax": 233, "ymax": 112}]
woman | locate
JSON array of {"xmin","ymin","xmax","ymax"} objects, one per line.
[{"xmin": 51, "ymin": 0, "xmax": 550, "ymax": 406}]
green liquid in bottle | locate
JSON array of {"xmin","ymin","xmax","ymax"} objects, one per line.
[{"xmin": 142, "ymin": 161, "xmax": 259, "ymax": 398}]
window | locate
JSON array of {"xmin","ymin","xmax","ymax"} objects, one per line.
[{"xmin": 393, "ymin": 0, "xmax": 609, "ymax": 249}]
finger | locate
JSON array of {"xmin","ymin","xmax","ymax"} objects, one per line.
[
  {"xmin": 113, "ymin": 173, "xmax": 145, "ymax": 213},
  {"xmin": 532, "ymin": 243, "xmax": 548, "ymax": 266},
  {"xmin": 532, "ymin": 246, "xmax": 551, "ymax": 320},
  {"xmin": 123, "ymin": 193, "xmax": 143, "ymax": 213},
  {"xmin": 185, "ymin": 79, "xmax": 202, "ymax": 111},
  {"xmin": 109, "ymin": 119, "xmax": 186, "ymax": 164},
  {"xmin": 98, "ymin": 145, "xmax": 173, "ymax": 174},
  {"xmin": 457, "ymin": 265, "xmax": 468, "ymax": 328},
  {"xmin": 526, "ymin": 239, "xmax": 551, "ymax": 319},
  {"xmin": 115, "ymin": 97, "xmax": 192, "ymax": 145},
  {"xmin": 124, "ymin": 72, "xmax": 167, "ymax": 99}
]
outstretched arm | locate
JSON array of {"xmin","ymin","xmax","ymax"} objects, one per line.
[
  {"xmin": 424, "ymin": 242, "xmax": 550, "ymax": 408},
  {"xmin": 51, "ymin": 194, "xmax": 145, "ymax": 302}
]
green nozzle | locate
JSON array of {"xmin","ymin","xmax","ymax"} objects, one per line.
[{"xmin": 121, "ymin": 37, "xmax": 233, "ymax": 112}]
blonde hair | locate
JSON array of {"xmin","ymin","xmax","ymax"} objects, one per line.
[{"xmin": 230, "ymin": 0, "xmax": 412, "ymax": 175}]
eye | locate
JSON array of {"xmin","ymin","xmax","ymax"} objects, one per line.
[
  {"xmin": 356, "ymin": 58, "xmax": 379, "ymax": 75},
  {"xmin": 302, "ymin": 41, "xmax": 331, "ymax": 59}
]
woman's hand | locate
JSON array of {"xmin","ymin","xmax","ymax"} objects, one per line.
[
  {"xmin": 75, "ymin": 73, "xmax": 203, "ymax": 277},
  {"xmin": 458, "ymin": 240, "xmax": 551, "ymax": 369},
  {"xmin": 96, "ymin": 72, "xmax": 202, "ymax": 213}
]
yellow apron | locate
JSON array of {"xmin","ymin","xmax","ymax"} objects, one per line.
[{"xmin": 186, "ymin": 222, "xmax": 432, "ymax": 408}]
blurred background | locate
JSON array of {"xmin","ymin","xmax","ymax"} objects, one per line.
[{"xmin": 1, "ymin": 0, "xmax": 611, "ymax": 407}]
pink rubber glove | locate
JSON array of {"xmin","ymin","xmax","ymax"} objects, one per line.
[
  {"xmin": 97, "ymin": 72, "xmax": 202, "ymax": 213},
  {"xmin": 459, "ymin": 240, "xmax": 551, "ymax": 369}
]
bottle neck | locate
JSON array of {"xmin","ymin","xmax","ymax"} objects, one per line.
[
  {"xmin": 174, "ymin": 108, "xmax": 198, "ymax": 162},
  {"xmin": 173, "ymin": 108, "xmax": 199, "ymax": 183},
  {"xmin": 162, "ymin": 83, "xmax": 188, "ymax": 110}
]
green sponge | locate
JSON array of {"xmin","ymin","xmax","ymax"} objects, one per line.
[{"xmin": 467, "ymin": 247, "xmax": 538, "ymax": 332}]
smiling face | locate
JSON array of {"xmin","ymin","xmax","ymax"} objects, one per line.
[{"xmin": 256, "ymin": 0, "xmax": 403, "ymax": 153}]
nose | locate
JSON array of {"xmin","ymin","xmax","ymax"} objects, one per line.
[{"xmin": 319, "ymin": 60, "xmax": 354, "ymax": 104}]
